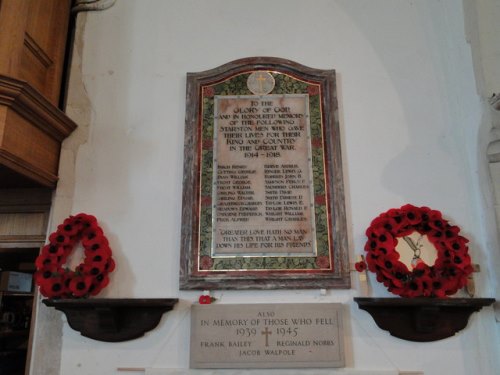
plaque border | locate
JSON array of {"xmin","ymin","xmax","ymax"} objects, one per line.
[
  {"xmin": 190, "ymin": 303, "xmax": 345, "ymax": 369},
  {"xmin": 180, "ymin": 57, "xmax": 350, "ymax": 289}
]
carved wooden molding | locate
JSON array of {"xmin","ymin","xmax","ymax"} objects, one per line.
[
  {"xmin": 0, "ymin": 74, "xmax": 76, "ymax": 140},
  {"xmin": 24, "ymin": 33, "xmax": 54, "ymax": 69},
  {"xmin": 0, "ymin": 74, "xmax": 77, "ymax": 187},
  {"xmin": 0, "ymin": 149, "xmax": 58, "ymax": 187},
  {"xmin": 354, "ymin": 297, "xmax": 495, "ymax": 342},
  {"xmin": 43, "ymin": 298, "xmax": 179, "ymax": 342}
]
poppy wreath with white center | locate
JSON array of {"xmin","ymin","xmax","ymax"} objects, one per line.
[
  {"xmin": 357, "ymin": 204, "xmax": 473, "ymax": 298},
  {"xmin": 34, "ymin": 213, "xmax": 115, "ymax": 298}
]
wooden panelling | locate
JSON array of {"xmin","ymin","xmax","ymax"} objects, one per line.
[
  {"xmin": 0, "ymin": 0, "xmax": 74, "ymax": 188},
  {"xmin": 0, "ymin": 188, "xmax": 51, "ymax": 248},
  {"xmin": 2, "ymin": 110, "xmax": 60, "ymax": 172},
  {"xmin": 0, "ymin": 188, "xmax": 52, "ymax": 212},
  {"xmin": 0, "ymin": 75, "xmax": 77, "ymax": 188},
  {"xmin": 21, "ymin": 0, "xmax": 71, "ymax": 105},
  {"xmin": 0, "ymin": 0, "xmax": 29, "ymax": 78},
  {"xmin": 0, "ymin": 165, "xmax": 41, "ymax": 188},
  {"xmin": 20, "ymin": 35, "xmax": 53, "ymax": 99},
  {"xmin": 0, "ymin": 212, "xmax": 48, "ymax": 243},
  {"xmin": 0, "ymin": 0, "xmax": 72, "ymax": 105}
]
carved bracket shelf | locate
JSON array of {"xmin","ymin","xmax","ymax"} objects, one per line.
[
  {"xmin": 43, "ymin": 298, "xmax": 179, "ymax": 342},
  {"xmin": 354, "ymin": 297, "xmax": 495, "ymax": 342}
]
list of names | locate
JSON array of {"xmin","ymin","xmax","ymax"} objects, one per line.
[{"xmin": 212, "ymin": 95, "xmax": 316, "ymax": 256}]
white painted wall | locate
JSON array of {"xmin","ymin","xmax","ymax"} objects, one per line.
[
  {"xmin": 464, "ymin": 0, "xmax": 500, "ymax": 314},
  {"xmin": 31, "ymin": 1, "xmax": 500, "ymax": 374}
]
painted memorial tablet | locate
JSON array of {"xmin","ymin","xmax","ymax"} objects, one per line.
[
  {"xmin": 180, "ymin": 57, "xmax": 349, "ymax": 289},
  {"xmin": 190, "ymin": 303, "xmax": 345, "ymax": 368},
  {"xmin": 212, "ymin": 94, "xmax": 315, "ymax": 257}
]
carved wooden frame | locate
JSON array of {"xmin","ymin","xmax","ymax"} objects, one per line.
[{"xmin": 179, "ymin": 57, "xmax": 349, "ymax": 289}]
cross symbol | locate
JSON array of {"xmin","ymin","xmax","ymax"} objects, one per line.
[
  {"xmin": 256, "ymin": 73, "xmax": 267, "ymax": 92},
  {"xmin": 261, "ymin": 326, "xmax": 272, "ymax": 347}
]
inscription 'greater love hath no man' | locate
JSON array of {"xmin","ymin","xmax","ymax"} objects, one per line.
[
  {"xmin": 190, "ymin": 303, "xmax": 345, "ymax": 369},
  {"xmin": 212, "ymin": 95, "xmax": 316, "ymax": 256}
]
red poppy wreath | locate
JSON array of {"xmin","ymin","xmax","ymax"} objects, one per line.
[
  {"xmin": 355, "ymin": 204, "xmax": 473, "ymax": 298},
  {"xmin": 34, "ymin": 213, "xmax": 115, "ymax": 298}
]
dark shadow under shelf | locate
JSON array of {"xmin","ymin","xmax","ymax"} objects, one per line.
[
  {"xmin": 43, "ymin": 298, "xmax": 178, "ymax": 342},
  {"xmin": 354, "ymin": 297, "xmax": 495, "ymax": 342}
]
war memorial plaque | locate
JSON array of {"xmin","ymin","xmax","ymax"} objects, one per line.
[
  {"xmin": 180, "ymin": 57, "xmax": 349, "ymax": 289},
  {"xmin": 190, "ymin": 303, "xmax": 344, "ymax": 368}
]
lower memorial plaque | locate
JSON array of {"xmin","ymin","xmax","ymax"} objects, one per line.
[{"xmin": 190, "ymin": 303, "xmax": 344, "ymax": 368}]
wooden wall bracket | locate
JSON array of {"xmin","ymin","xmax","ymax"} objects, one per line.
[
  {"xmin": 354, "ymin": 297, "xmax": 495, "ymax": 342},
  {"xmin": 43, "ymin": 298, "xmax": 178, "ymax": 342}
]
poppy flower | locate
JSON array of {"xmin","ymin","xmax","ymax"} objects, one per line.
[
  {"xmin": 199, "ymin": 295, "xmax": 213, "ymax": 304},
  {"xmin": 85, "ymin": 251, "xmax": 112, "ymax": 273},
  {"xmin": 104, "ymin": 258, "xmax": 116, "ymax": 273},
  {"xmin": 413, "ymin": 262, "xmax": 431, "ymax": 277},
  {"xmin": 429, "ymin": 218, "xmax": 447, "ymax": 231},
  {"xmin": 427, "ymin": 229, "xmax": 446, "ymax": 243},
  {"xmin": 365, "ymin": 254, "xmax": 380, "ymax": 272},
  {"xmin": 96, "ymin": 272, "xmax": 110, "ymax": 285},
  {"xmin": 69, "ymin": 276, "xmax": 93, "ymax": 297},
  {"xmin": 365, "ymin": 226, "xmax": 384, "ymax": 239},
  {"xmin": 89, "ymin": 274, "xmax": 110, "ymax": 295},
  {"xmin": 364, "ymin": 238, "xmax": 379, "ymax": 253},
  {"xmin": 418, "ymin": 206, "xmax": 432, "ymax": 219},
  {"xmin": 443, "ymin": 235, "xmax": 468, "ymax": 254},
  {"xmin": 365, "ymin": 232, "xmax": 398, "ymax": 253},
  {"xmin": 431, "ymin": 275, "xmax": 457, "ymax": 298},
  {"xmin": 412, "ymin": 273, "xmax": 433, "ymax": 297},
  {"xmin": 34, "ymin": 265, "xmax": 61, "ymax": 284},
  {"xmin": 386, "ymin": 263, "xmax": 411, "ymax": 295},
  {"xmin": 48, "ymin": 232, "xmax": 72, "ymax": 247},
  {"xmin": 89, "ymin": 281, "xmax": 105, "ymax": 296},
  {"xmin": 80, "ymin": 261, "xmax": 106, "ymax": 276},
  {"xmin": 385, "ymin": 208, "xmax": 409, "ymax": 227},
  {"xmin": 57, "ymin": 219, "xmax": 82, "ymax": 237},
  {"xmin": 376, "ymin": 272, "xmax": 392, "ymax": 287},
  {"xmin": 35, "ymin": 253, "xmax": 61, "ymax": 269},
  {"xmin": 84, "ymin": 244, "xmax": 112, "ymax": 259},
  {"xmin": 74, "ymin": 213, "xmax": 97, "ymax": 225},
  {"xmin": 381, "ymin": 261, "xmax": 408, "ymax": 283},
  {"xmin": 371, "ymin": 216, "xmax": 407, "ymax": 236},
  {"xmin": 373, "ymin": 247, "xmax": 400, "ymax": 268},
  {"xmin": 41, "ymin": 244, "xmax": 67, "ymax": 258},
  {"xmin": 81, "ymin": 227, "xmax": 105, "ymax": 247},
  {"xmin": 405, "ymin": 279, "xmax": 424, "ymax": 298},
  {"xmin": 443, "ymin": 225, "xmax": 460, "ymax": 238},
  {"xmin": 453, "ymin": 254, "xmax": 473, "ymax": 274},
  {"xmin": 355, "ymin": 261, "xmax": 367, "ymax": 272},
  {"xmin": 39, "ymin": 276, "xmax": 66, "ymax": 298},
  {"xmin": 400, "ymin": 204, "xmax": 422, "ymax": 225}
]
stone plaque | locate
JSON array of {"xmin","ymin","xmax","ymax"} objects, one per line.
[
  {"xmin": 180, "ymin": 57, "xmax": 349, "ymax": 289},
  {"xmin": 190, "ymin": 303, "xmax": 344, "ymax": 369}
]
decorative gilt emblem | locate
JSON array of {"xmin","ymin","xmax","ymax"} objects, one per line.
[{"xmin": 247, "ymin": 71, "xmax": 275, "ymax": 95}]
